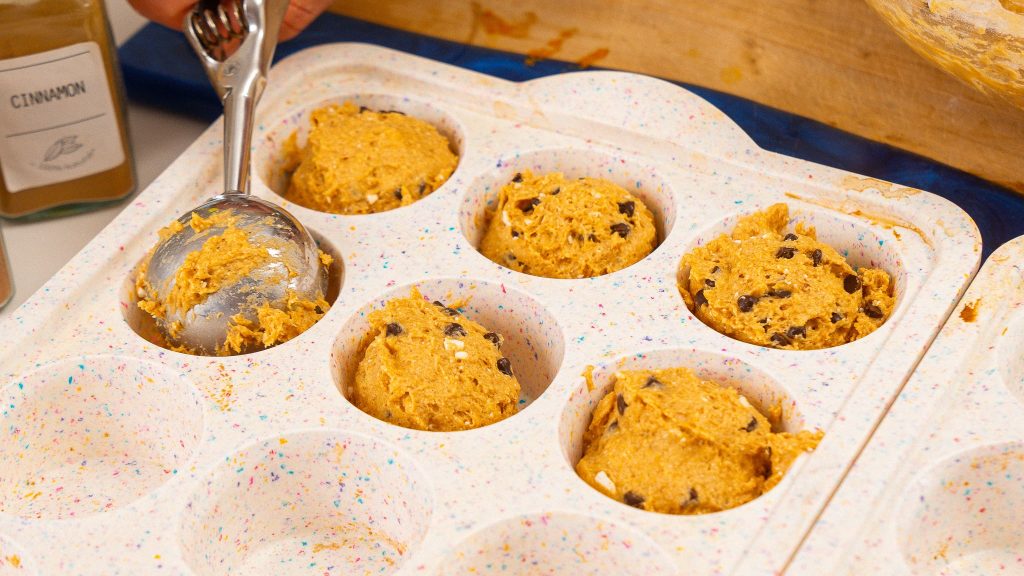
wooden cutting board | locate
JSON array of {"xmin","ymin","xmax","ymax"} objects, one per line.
[{"xmin": 329, "ymin": 0, "xmax": 1024, "ymax": 194}]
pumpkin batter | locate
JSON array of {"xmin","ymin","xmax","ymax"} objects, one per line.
[
  {"xmin": 351, "ymin": 288, "xmax": 520, "ymax": 432},
  {"xmin": 479, "ymin": 171, "xmax": 657, "ymax": 279},
  {"xmin": 576, "ymin": 367, "xmax": 822, "ymax": 514},
  {"xmin": 135, "ymin": 213, "xmax": 331, "ymax": 356},
  {"xmin": 679, "ymin": 203, "xmax": 895, "ymax": 350},
  {"xmin": 283, "ymin": 102, "xmax": 458, "ymax": 214}
]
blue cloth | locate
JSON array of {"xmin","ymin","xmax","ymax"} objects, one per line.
[{"xmin": 119, "ymin": 12, "xmax": 1024, "ymax": 260}]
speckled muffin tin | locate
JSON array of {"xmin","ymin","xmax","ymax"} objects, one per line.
[
  {"xmin": 0, "ymin": 43, "xmax": 982, "ymax": 575},
  {"xmin": 789, "ymin": 235, "xmax": 1024, "ymax": 576}
]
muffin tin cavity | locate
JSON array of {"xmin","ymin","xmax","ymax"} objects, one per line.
[
  {"xmin": 0, "ymin": 356, "xmax": 203, "ymax": 520},
  {"xmin": 180, "ymin": 430, "xmax": 430, "ymax": 576},
  {"xmin": 0, "ymin": 536, "xmax": 32, "ymax": 576},
  {"xmin": 120, "ymin": 229, "xmax": 342, "ymax": 356},
  {"xmin": 677, "ymin": 204, "xmax": 908, "ymax": 348},
  {"xmin": 560, "ymin": 348, "xmax": 805, "ymax": 511},
  {"xmin": 896, "ymin": 442, "xmax": 1024, "ymax": 575},
  {"xmin": 438, "ymin": 512, "xmax": 675, "ymax": 575},
  {"xmin": 255, "ymin": 94, "xmax": 464, "ymax": 213},
  {"xmin": 459, "ymin": 148, "xmax": 676, "ymax": 276},
  {"xmin": 332, "ymin": 278, "xmax": 565, "ymax": 429}
]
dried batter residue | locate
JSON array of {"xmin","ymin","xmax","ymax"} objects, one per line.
[
  {"xmin": 472, "ymin": 2, "xmax": 537, "ymax": 38},
  {"xmin": 959, "ymin": 298, "xmax": 980, "ymax": 322},
  {"xmin": 576, "ymin": 47, "xmax": 610, "ymax": 69},
  {"xmin": 526, "ymin": 27, "xmax": 577, "ymax": 66}
]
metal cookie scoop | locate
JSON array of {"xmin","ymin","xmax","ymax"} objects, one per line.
[{"xmin": 142, "ymin": 0, "xmax": 327, "ymax": 354}]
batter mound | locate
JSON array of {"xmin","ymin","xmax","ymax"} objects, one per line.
[
  {"xmin": 679, "ymin": 203, "xmax": 895, "ymax": 350},
  {"xmin": 479, "ymin": 171, "xmax": 658, "ymax": 279},
  {"xmin": 135, "ymin": 213, "xmax": 331, "ymax": 356},
  {"xmin": 351, "ymin": 288, "xmax": 520, "ymax": 432},
  {"xmin": 576, "ymin": 367, "xmax": 822, "ymax": 514},
  {"xmin": 283, "ymin": 102, "xmax": 458, "ymax": 214}
]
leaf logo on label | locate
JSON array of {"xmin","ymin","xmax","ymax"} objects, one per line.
[{"xmin": 42, "ymin": 135, "xmax": 83, "ymax": 162}]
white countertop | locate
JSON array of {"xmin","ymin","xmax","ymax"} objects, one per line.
[{"xmin": 0, "ymin": 0, "xmax": 210, "ymax": 321}]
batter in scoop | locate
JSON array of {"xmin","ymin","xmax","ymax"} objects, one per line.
[
  {"xmin": 351, "ymin": 288, "xmax": 520, "ymax": 431},
  {"xmin": 679, "ymin": 203, "xmax": 895, "ymax": 350},
  {"xmin": 284, "ymin": 102, "xmax": 458, "ymax": 214},
  {"xmin": 135, "ymin": 213, "xmax": 331, "ymax": 356},
  {"xmin": 576, "ymin": 367, "xmax": 822, "ymax": 514},
  {"xmin": 479, "ymin": 171, "xmax": 657, "ymax": 279}
]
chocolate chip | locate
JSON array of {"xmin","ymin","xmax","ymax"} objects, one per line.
[
  {"xmin": 550, "ymin": 187, "xmax": 560, "ymax": 195},
  {"xmin": 385, "ymin": 322, "xmax": 403, "ymax": 336},
  {"xmin": 510, "ymin": 230, "xmax": 520, "ymax": 238},
  {"xmin": 770, "ymin": 332, "xmax": 792, "ymax": 346},
  {"xmin": 738, "ymin": 295, "xmax": 758, "ymax": 312},
  {"xmin": 643, "ymin": 376, "xmax": 663, "ymax": 389},
  {"xmin": 711, "ymin": 266, "xmax": 721, "ymax": 274},
  {"xmin": 787, "ymin": 326, "xmax": 807, "ymax": 339},
  {"xmin": 393, "ymin": 188, "xmax": 403, "ymax": 200},
  {"xmin": 432, "ymin": 301, "xmax": 460, "ymax": 316},
  {"xmin": 704, "ymin": 278, "xmax": 716, "ymax": 288},
  {"xmin": 776, "ymin": 246, "xmax": 797, "ymax": 259},
  {"xmin": 616, "ymin": 394, "xmax": 627, "ymax": 415},
  {"xmin": 516, "ymin": 197, "xmax": 540, "ymax": 213},
  {"xmin": 623, "ymin": 491, "xmax": 645, "ymax": 508},
  {"xmin": 483, "ymin": 332, "xmax": 502, "ymax": 347},
  {"xmin": 744, "ymin": 417, "xmax": 759, "ymax": 432},
  {"xmin": 694, "ymin": 289, "xmax": 708, "ymax": 308},
  {"xmin": 358, "ymin": 105, "xmax": 369, "ymax": 113},
  {"xmin": 811, "ymin": 249, "xmax": 822, "ymax": 267},
  {"xmin": 511, "ymin": 172, "xmax": 523, "ymax": 183},
  {"xmin": 784, "ymin": 233, "xmax": 798, "ymax": 241},
  {"xmin": 863, "ymin": 303, "xmax": 885, "ymax": 319},
  {"xmin": 618, "ymin": 201, "xmax": 636, "ymax": 218},
  {"xmin": 766, "ymin": 289, "xmax": 792, "ymax": 298},
  {"xmin": 607, "ymin": 420, "xmax": 619, "ymax": 433},
  {"xmin": 610, "ymin": 223, "xmax": 631, "ymax": 238},
  {"xmin": 444, "ymin": 323, "xmax": 467, "ymax": 337},
  {"xmin": 844, "ymin": 274, "xmax": 862, "ymax": 294},
  {"xmin": 831, "ymin": 312, "xmax": 844, "ymax": 324},
  {"xmin": 588, "ymin": 234, "xmax": 598, "ymax": 242},
  {"xmin": 682, "ymin": 487, "xmax": 699, "ymax": 507},
  {"xmin": 754, "ymin": 446, "xmax": 773, "ymax": 478},
  {"xmin": 506, "ymin": 253, "xmax": 517, "ymax": 261},
  {"xmin": 497, "ymin": 357, "xmax": 513, "ymax": 377}
]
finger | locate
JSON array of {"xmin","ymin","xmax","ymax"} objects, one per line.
[
  {"xmin": 126, "ymin": 0, "xmax": 195, "ymax": 31},
  {"xmin": 278, "ymin": 0, "xmax": 334, "ymax": 41}
]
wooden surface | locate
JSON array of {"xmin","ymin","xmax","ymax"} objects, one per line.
[{"xmin": 329, "ymin": 0, "xmax": 1024, "ymax": 193}]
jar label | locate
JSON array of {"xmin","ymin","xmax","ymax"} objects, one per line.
[{"xmin": 0, "ymin": 42, "xmax": 125, "ymax": 193}]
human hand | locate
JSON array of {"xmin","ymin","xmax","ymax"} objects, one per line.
[{"xmin": 127, "ymin": 0, "xmax": 334, "ymax": 41}]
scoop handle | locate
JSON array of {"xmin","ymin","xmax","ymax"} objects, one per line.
[
  {"xmin": 222, "ymin": 0, "xmax": 287, "ymax": 195},
  {"xmin": 185, "ymin": 0, "xmax": 288, "ymax": 196}
]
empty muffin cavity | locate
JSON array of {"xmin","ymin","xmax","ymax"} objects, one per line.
[
  {"xmin": 180, "ymin": 430, "xmax": 430, "ymax": 576},
  {"xmin": 678, "ymin": 204, "xmax": 907, "ymax": 350},
  {"xmin": 437, "ymin": 512, "xmax": 674, "ymax": 575},
  {"xmin": 332, "ymin": 278, "xmax": 565, "ymax": 431},
  {"xmin": 0, "ymin": 356, "xmax": 203, "ymax": 520},
  {"xmin": 560, "ymin": 348, "xmax": 813, "ymax": 515},
  {"xmin": 460, "ymin": 148, "xmax": 676, "ymax": 279},
  {"xmin": 121, "ymin": 227, "xmax": 342, "ymax": 356},
  {"xmin": 255, "ymin": 94, "xmax": 464, "ymax": 215},
  {"xmin": 896, "ymin": 442, "xmax": 1024, "ymax": 575}
]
